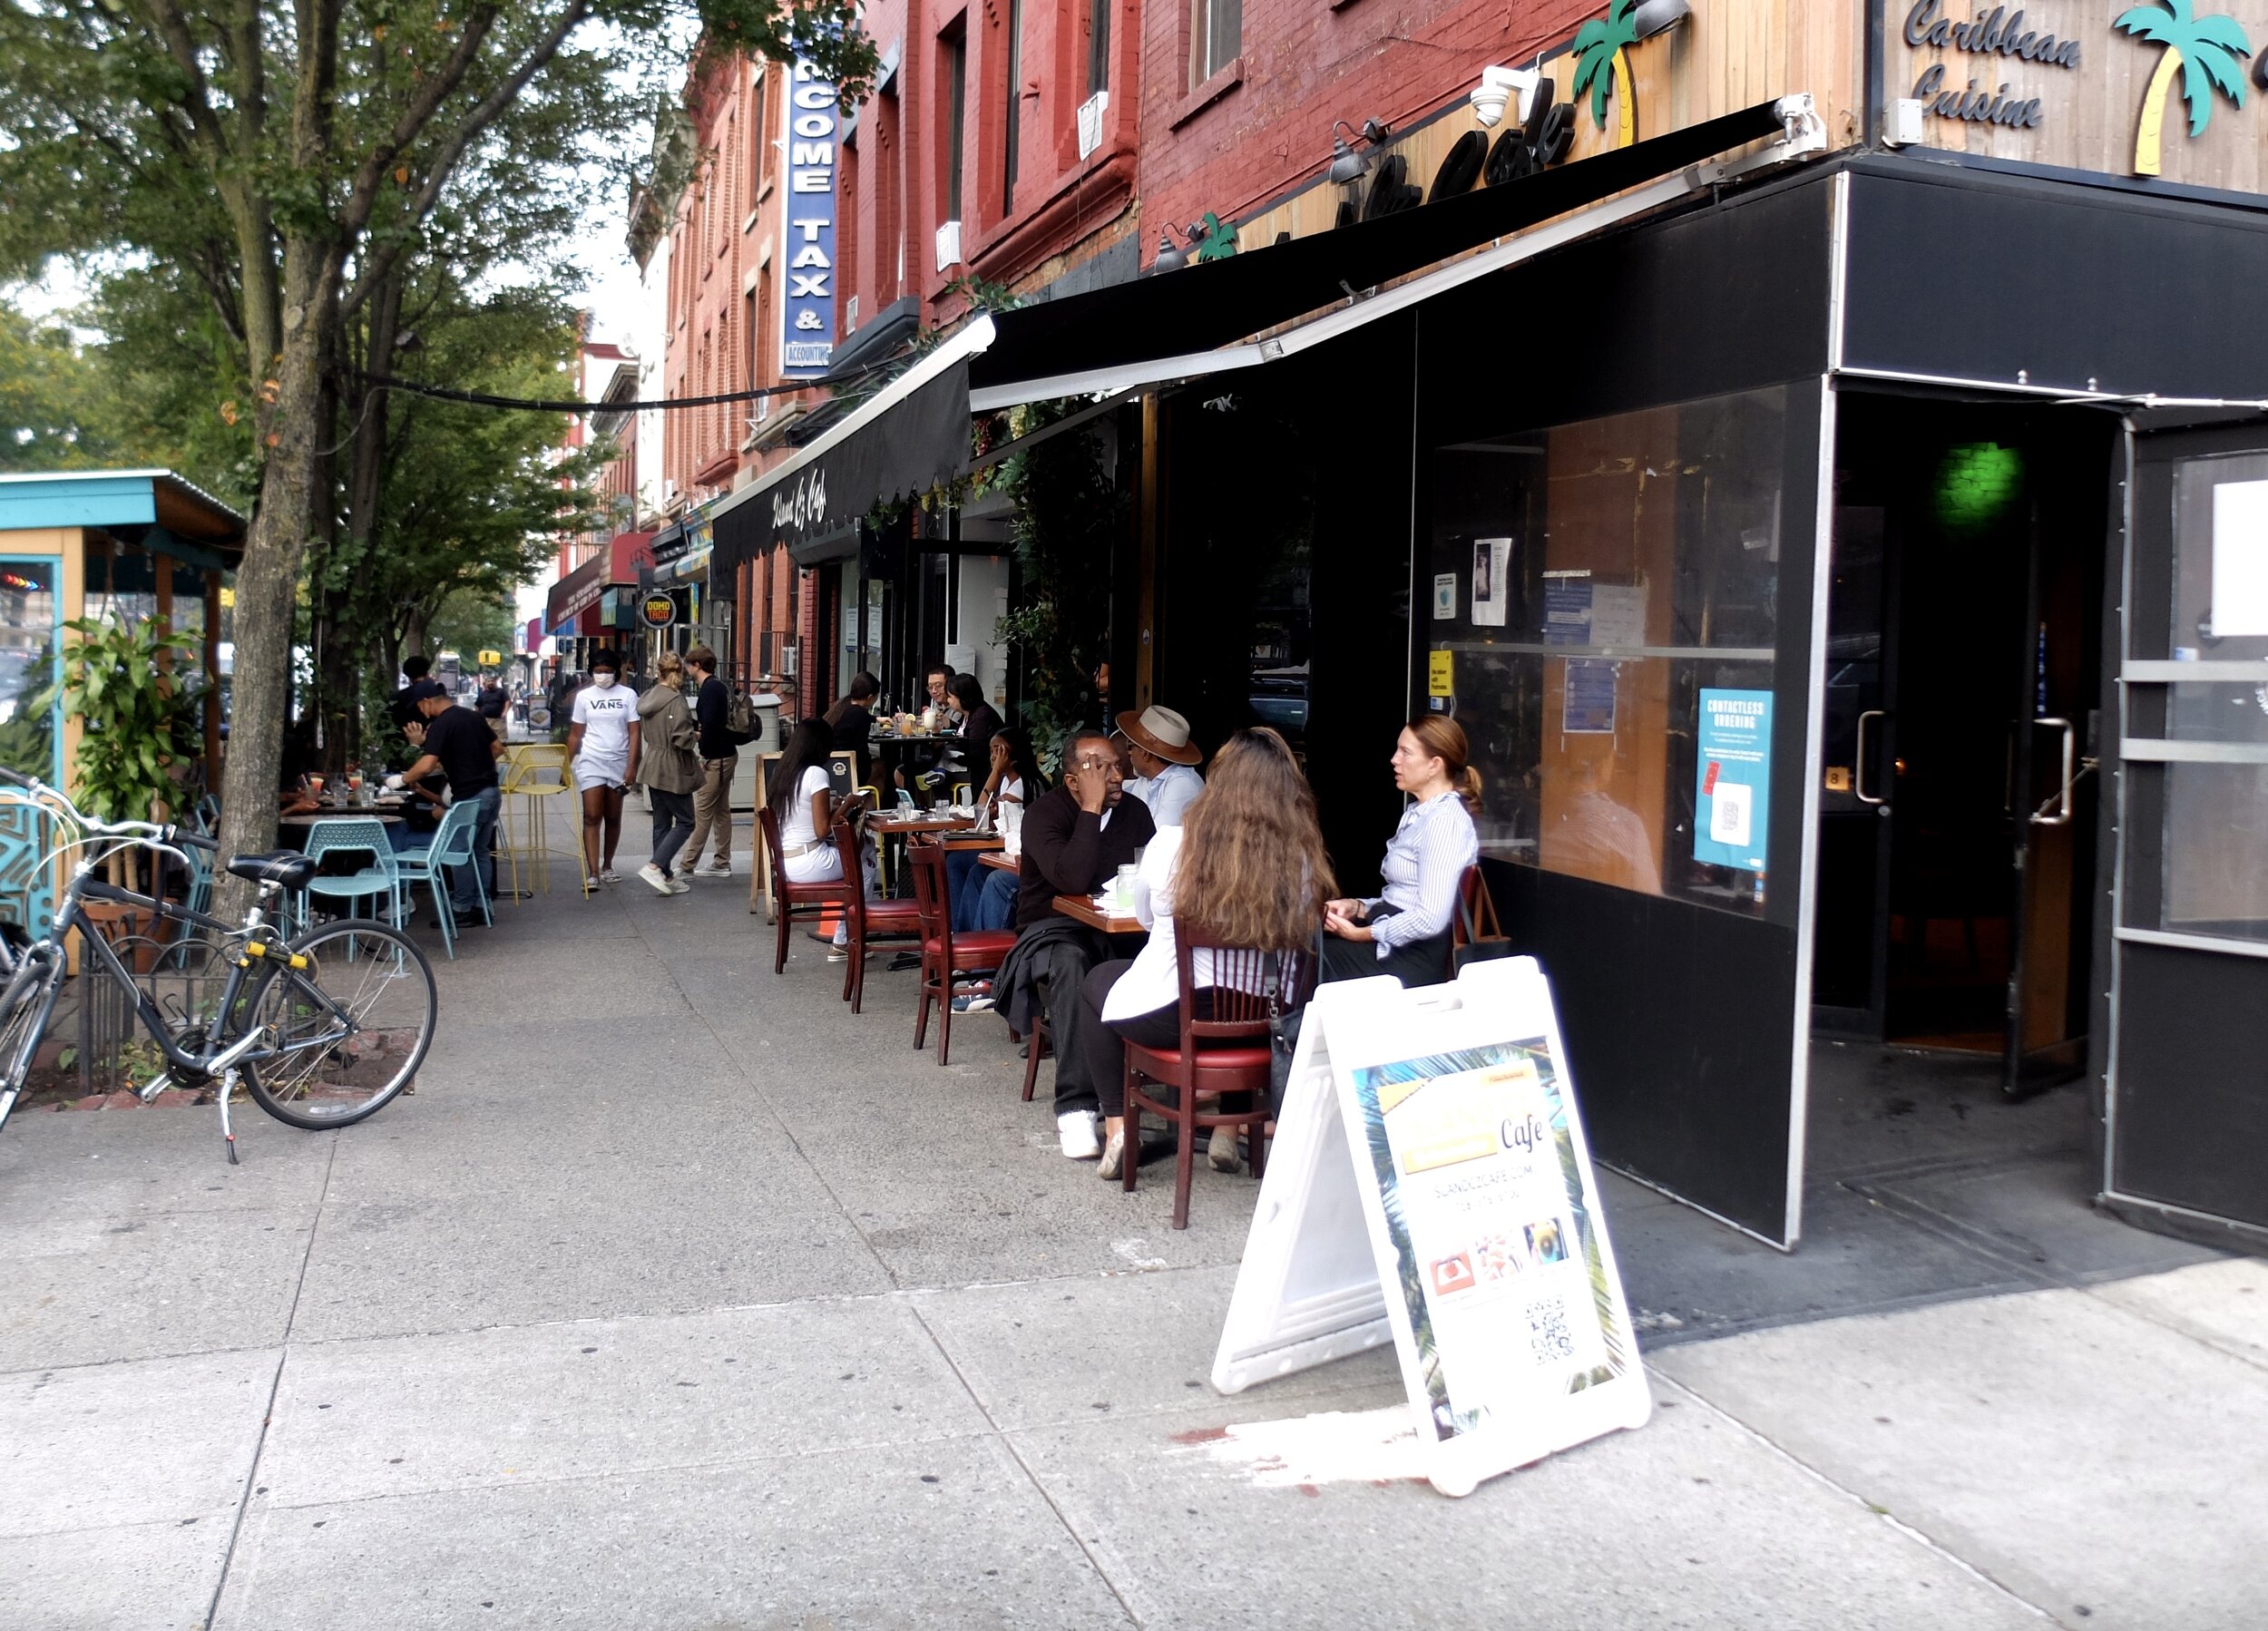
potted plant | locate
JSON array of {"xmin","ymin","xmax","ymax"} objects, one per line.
[{"xmin": 39, "ymin": 616, "xmax": 204, "ymax": 969}]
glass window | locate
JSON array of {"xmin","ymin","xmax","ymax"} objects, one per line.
[
  {"xmin": 1190, "ymin": 0, "xmax": 1238, "ymax": 89},
  {"xmin": 1426, "ymin": 386, "xmax": 1789, "ymax": 917},
  {"xmin": 2156, "ymin": 452, "xmax": 2268, "ymax": 942},
  {"xmin": 0, "ymin": 560, "xmax": 58, "ymax": 780}
]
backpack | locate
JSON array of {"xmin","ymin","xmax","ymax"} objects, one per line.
[{"xmin": 723, "ymin": 684, "xmax": 758, "ymax": 746}]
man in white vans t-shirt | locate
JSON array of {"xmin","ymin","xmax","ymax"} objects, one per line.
[{"xmin": 566, "ymin": 651, "xmax": 640, "ymax": 889}]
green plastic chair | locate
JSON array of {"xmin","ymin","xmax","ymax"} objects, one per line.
[
  {"xmin": 298, "ymin": 818, "xmax": 405, "ymax": 933},
  {"xmin": 393, "ymin": 798, "xmax": 490, "ymax": 959}
]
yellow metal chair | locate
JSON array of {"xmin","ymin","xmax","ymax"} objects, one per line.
[{"xmin": 499, "ymin": 744, "xmax": 573, "ymax": 897}]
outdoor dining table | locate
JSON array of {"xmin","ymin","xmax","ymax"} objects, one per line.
[
  {"xmin": 979, "ymin": 850, "xmax": 1019, "ymax": 874},
  {"xmin": 864, "ymin": 810, "xmax": 973, "ymax": 895},
  {"xmin": 1051, "ymin": 893, "xmax": 1145, "ymax": 936}
]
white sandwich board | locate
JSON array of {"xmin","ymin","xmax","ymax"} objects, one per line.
[{"xmin": 1211, "ymin": 956, "xmax": 1649, "ymax": 1497}]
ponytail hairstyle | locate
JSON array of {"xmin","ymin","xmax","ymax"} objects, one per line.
[{"xmin": 1406, "ymin": 714, "xmax": 1483, "ymax": 815}]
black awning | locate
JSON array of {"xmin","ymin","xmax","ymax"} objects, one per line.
[
  {"xmin": 969, "ymin": 102, "xmax": 1790, "ymax": 392},
  {"xmin": 712, "ymin": 354, "xmax": 973, "ymax": 574}
]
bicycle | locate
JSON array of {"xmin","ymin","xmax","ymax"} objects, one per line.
[{"xmin": 0, "ymin": 767, "xmax": 438, "ymax": 1161}]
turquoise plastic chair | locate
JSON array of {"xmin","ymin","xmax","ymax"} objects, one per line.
[
  {"xmin": 393, "ymin": 798, "xmax": 490, "ymax": 959},
  {"xmin": 298, "ymin": 818, "xmax": 405, "ymax": 932}
]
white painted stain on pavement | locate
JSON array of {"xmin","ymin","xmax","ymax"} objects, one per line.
[
  {"xmin": 1111, "ymin": 1237, "xmax": 1168, "ymax": 1270},
  {"xmin": 1172, "ymin": 1407, "xmax": 1428, "ymax": 1488}
]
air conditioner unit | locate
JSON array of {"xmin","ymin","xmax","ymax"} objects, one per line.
[
  {"xmin": 934, "ymin": 220, "xmax": 962, "ymax": 273},
  {"xmin": 1076, "ymin": 92, "xmax": 1109, "ymax": 160}
]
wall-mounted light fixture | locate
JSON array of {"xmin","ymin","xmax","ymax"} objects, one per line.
[
  {"xmin": 1153, "ymin": 220, "xmax": 1207, "ymax": 273},
  {"xmin": 1327, "ymin": 118, "xmax": 1393, "ymax": 184},
  {"xmin": 1469, "ymin": 66, "xmax": 1540, "ymax": 130},
  {"xmin": 1631, "ymin": 0, "xmax": 1690, "ymax": 39}
]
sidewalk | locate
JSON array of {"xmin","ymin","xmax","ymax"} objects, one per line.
[{"xmin": 2, "ymin": 835, "xmax": 2261, "ymax": 1629}]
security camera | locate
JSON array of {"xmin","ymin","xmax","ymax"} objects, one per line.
[{"xmin": 1470, "ymin": 65, "xmax": 1540, "ymax": 129}]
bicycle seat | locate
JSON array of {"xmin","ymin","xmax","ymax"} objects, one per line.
[{"xmin": 226, "ymin": 852, "xmax": 319, "ymax": 891}]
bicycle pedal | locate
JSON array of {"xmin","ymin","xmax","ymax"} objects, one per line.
[{"xmin": 135, "ymin": 1072, "xmax": 176, "ymax": 1104}]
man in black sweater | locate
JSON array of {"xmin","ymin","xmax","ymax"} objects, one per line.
[
  {"xmin": 994, "ymin": 728, "xmax": 1156, "ymax": 1159},
  {"xmin": 682, "ymin": 644, "xmax": 738, "ymax": 877}
]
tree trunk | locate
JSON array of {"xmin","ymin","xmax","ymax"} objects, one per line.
[
  {"xmin": 214, "ymin": 241, "xmax": 339, "ymax": 917},
  {"xmin": 318, "ymin": 269, "xmax": 405, "ymax": 774}
]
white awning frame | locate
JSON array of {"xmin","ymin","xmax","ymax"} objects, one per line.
[
  {"xmin": 707, "ymin": 314, "xmax": 998, "ymax": 525},
  {"xmin": 968, "ymin": 97, "xmax": 1825, "ymax": 414}
]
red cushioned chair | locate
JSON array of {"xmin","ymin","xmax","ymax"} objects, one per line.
[
  {"xmin": 1123, "ymin": 941, "xmax": 1312, "ymax": 1229},
  {"xmin": 832, "ymin": 820, "xmax": 924, "ymax": 1011},
  {"xmin": 905, "ymin": 840, "xmax": 1018, "ymax": 1067},
  {"xmin": 759, "ymin": 806, "xmax": 851, "ymax": 976}
]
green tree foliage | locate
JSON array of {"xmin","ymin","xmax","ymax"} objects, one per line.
[
  {"xmin": 0, "ymin": 303, "xmax": 138, "ymax": 473},
  {"xmin": 0, "ymin": 0, "xmax": 876, "ymax": 906}
]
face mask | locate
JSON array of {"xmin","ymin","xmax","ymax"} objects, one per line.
[{"xmin": 593, "ymin": 673, "xmax": 616, "ymax": 688}]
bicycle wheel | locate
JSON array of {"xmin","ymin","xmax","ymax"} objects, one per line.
[
  {"xmin": 235, "ymin": 921, "xmax": 436, "ymax": 1128},
  {"xmin": 0, "ymin": 948, "xmax": 63, "ymax": 1133}
]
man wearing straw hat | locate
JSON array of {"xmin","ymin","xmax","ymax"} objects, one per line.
[{"xmin": 1116, "ymin": 705, "xmax": 1206, "ymax": 827}]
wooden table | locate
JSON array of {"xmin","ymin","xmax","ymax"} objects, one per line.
[
  {"xmin": 938, "ymin": 832, "xmax": 1003, "ymax": 852},
  {"xmin": 865, "ymin": 812, "xmax": 973, "ymax": 837},
  {"xmin": 979, "ymin": 850, "xmax": 1020, "ymax": 874},
  {"xmin": 1052, "ymin": 894, "xmax": 1146, "ymax": 935},
  {"xmin": 280, "ymin": 808, "xmax": 404, "ymax": 828}
]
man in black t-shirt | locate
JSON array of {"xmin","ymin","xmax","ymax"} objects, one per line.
[
  {"xmin": 391, "ymin": 679, "xmax": 507, "ymax": 923},
  {"xmin": 682, "ymin": 645, "xmax": 737, "ymax": 876},
  {"xmin": 387, "ymin": 655, "xmax": 434, "ymax": 731}
]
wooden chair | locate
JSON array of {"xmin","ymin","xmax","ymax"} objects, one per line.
[
  {"xmin": 1123, "ymin": 942, "xmax": 1312, "ymax": 1230},
  {"xmin": 831, "ymin": 818, "xmax": 923, "ymax": 1011},
  {"xmin": 904, "ymin": 840, "xmax": 1017, "ymax": 1066},
  {"xmin": 758, "ymin": 806, "xmax": 851, "ymax": 975},
  {"xmin": 1448, "ymin": 864, "xmax": 1508, "ymax": 976},
  {"xmin": 750, "ymin": 749, "xmax": 862, "ymax": 920}
]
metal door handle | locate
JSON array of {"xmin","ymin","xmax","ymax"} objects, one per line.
[
  {"xmin": 1855, "ymin": 709, "xmax": 1888, "ymax": 806},
  {"xmin": 2031, "ymin": 718, "xmax": 2076, "ymax": 825}
]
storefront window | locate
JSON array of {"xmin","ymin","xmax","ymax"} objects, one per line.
[
  {"xmin": 2158, "ymin": 453, "xmax": 2268, "ymax": 942},
  {"xmin": 0, "ymin": 561, "xmax": 59, "ymax": 780},
  {"xmin": 1427, "ymin": 386, "xmax": 1788, "ymax": 916}
]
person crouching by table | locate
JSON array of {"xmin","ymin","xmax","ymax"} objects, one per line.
[
  {"xmin": 1079, "ymin": 727, "xmax": 1331, "ymax": 1179},
  {"xmin": 1320, "ymin": 714, "xmax": 1481, "ymax": 986},
  {"xmin": 989, "ymin": 728, "xmax": 1158, "ymax": 1161}
]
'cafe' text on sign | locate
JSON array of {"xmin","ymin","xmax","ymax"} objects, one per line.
[{"xmin": 782, "ymin": 61, "xmax": 837, "ymax": 379}]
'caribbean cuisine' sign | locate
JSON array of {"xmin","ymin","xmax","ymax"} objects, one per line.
[{"xmin": 1897, "ymin": 0, "xmax": 2268, "ymax": 179}]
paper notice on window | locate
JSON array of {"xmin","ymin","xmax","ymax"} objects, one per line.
[
  {"xmin": 1588, "ymin": 583, "xmax": 1648, "ymax": 649},
  {"xmin": 2212, "ymin": 481, "xmax": 2268, "ymax": 639}
]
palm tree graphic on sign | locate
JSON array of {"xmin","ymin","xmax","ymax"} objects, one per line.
[
  {"xmin": 1572, "ymin": 0, "xmax": 1643, "ymax": 149},
  {"xmin": 2116, "ymin": 0, "xmax": 2251, "ymax": 177}
]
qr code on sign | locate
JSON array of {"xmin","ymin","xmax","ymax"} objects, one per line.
[{"xmin": 1525, "ymin": 1297, "xmax": 1575, "ymax": 1364}]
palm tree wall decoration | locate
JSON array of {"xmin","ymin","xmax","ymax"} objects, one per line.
[
  {"xmin": 2116, "ymin": 0, "xmax": 2252, "ymax": 177},
  {"xmin": 1572, "ymin": 0, "xmax": 1643, "ymax": 149}
]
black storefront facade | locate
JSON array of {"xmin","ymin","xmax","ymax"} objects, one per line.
[
  {"xmin": 1119, "ymin": 152, "xmax": 2268, "ymax": 1254},
  {"xmin": 722, "ymin": 135, "xmax": 2268, "ymax": 1256}
]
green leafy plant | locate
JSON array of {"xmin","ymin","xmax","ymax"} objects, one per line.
[{"xmin": 41, "ymin": 615, "xmax": 202, "ymax": 828}]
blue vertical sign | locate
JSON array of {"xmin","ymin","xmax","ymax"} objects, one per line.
[
  {"xmin": 782, "ymin": 59, "xmax": 837, "ymax": 377},
  {"xmin": 1693, "ymin": 688, "xmax": 1772, "ymax": 872}
]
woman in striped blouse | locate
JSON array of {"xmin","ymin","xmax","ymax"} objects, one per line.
[{"xmin": 1321, "ymin": 715, "xmax": 1481, "ymax": 985}]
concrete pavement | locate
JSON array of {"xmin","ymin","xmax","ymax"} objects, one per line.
[{"xmin": 2, "ymin": 832, "xmax": 2261, "ymax": 1628}]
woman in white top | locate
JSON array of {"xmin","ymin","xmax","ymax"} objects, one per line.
[
  {"xmin": 1078, "ymin": 727, "xmax": 1334, "ymax": 1179},
  {"xmin": 768, "ymin": 717, "xmax": 874, "ymax": 958},
  {"xmin": 565, "ymin": 651, "xmax": 640, "ymax": 889},
  {"xmin": 1320, "ymin": 714, "xmax": 1481, "ymax": 986}
]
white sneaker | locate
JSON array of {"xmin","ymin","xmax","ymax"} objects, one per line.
[
  {"xmin": 1057, "ymin": 1109, "xmax": 1103, "ymax": 1160},
  {"xmin": 702, "ymin": 859, "xmax": 732, "ymax": 877},
  {"xmin": 638, "ymin": 863, "xmax": 672, "ymax": 895},
  {"xmin": 582, "ymin": 874, "xmax": 601, "ymax": 893},
  {"xmin": 668, "ymin": 877, "xmax": 691, "ymax": 895},
  {"xmin": 599, "ymin": 868, "xmax": 620, "ymax": 884}
]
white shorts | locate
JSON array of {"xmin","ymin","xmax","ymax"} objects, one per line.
[{"xmin": 574, "ymin": 759, "xmax": 630, "ymax": 793}]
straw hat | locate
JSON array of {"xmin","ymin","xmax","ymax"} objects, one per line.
[{"xmin": 1116, "ymin": 705, "xmax": 1202, "ymax": 767}]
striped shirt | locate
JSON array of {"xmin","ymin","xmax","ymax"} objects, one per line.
[{"xmin": 1364, "ymin": 792, "xmax": 1479, "ymax": 956}]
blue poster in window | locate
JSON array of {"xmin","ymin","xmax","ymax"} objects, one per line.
[
  {"xmin": 1694, "ymin": 689, "xmax": 1771, "ymax": 872},
  {"xmin": 780, "ymin": 60, "xmax": 838, "ymax": 377}
]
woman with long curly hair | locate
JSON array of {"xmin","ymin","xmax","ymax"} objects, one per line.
[{"xmin": 1078, "ymin": 727, "xmax": 1334, "ymax": 1179}]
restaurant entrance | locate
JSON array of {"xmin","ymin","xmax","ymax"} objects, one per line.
[{"xmin": 1811, "ymin": 396, "xmax": 2112, "ymax": 1096}]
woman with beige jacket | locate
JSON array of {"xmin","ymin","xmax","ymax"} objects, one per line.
[{"xmin": 634, "ymin": 652, "xmax": 703, "ymax": 894}]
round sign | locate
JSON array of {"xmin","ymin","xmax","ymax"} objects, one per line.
[{"xmin": 640, "ymin": 592, "xmax": 676, "ymax": 629}]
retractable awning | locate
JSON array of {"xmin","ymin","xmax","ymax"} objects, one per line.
[
  {"xmin": 967, "ymin": 99, "xmax": 1814, "ymax": 409},
  {"xmin": 709, "ymin": 317, "xmax": 995, "ymax": 571}
]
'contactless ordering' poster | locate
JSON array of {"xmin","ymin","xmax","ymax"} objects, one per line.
[{"xmin": 1694, "ymin": 687, "xmax": 1772, "ymax": 873}]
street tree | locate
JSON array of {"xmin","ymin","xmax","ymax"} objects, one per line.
[{"xmin": 0, "ymin": 0, "xmax": 875, "ymax": 906}]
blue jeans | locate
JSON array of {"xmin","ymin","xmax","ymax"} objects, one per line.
[
  {"xmin": 447, "ymin": 785, "xmax": 501, "ymax": 913},
  {"xmin": 966, "ymin": 866, "xmax": 1019, "ymax": 933}
]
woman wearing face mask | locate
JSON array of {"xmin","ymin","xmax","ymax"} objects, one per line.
[{"xmin": 566, "ymin": 650, "xmax": 640, "ymax": 892}]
